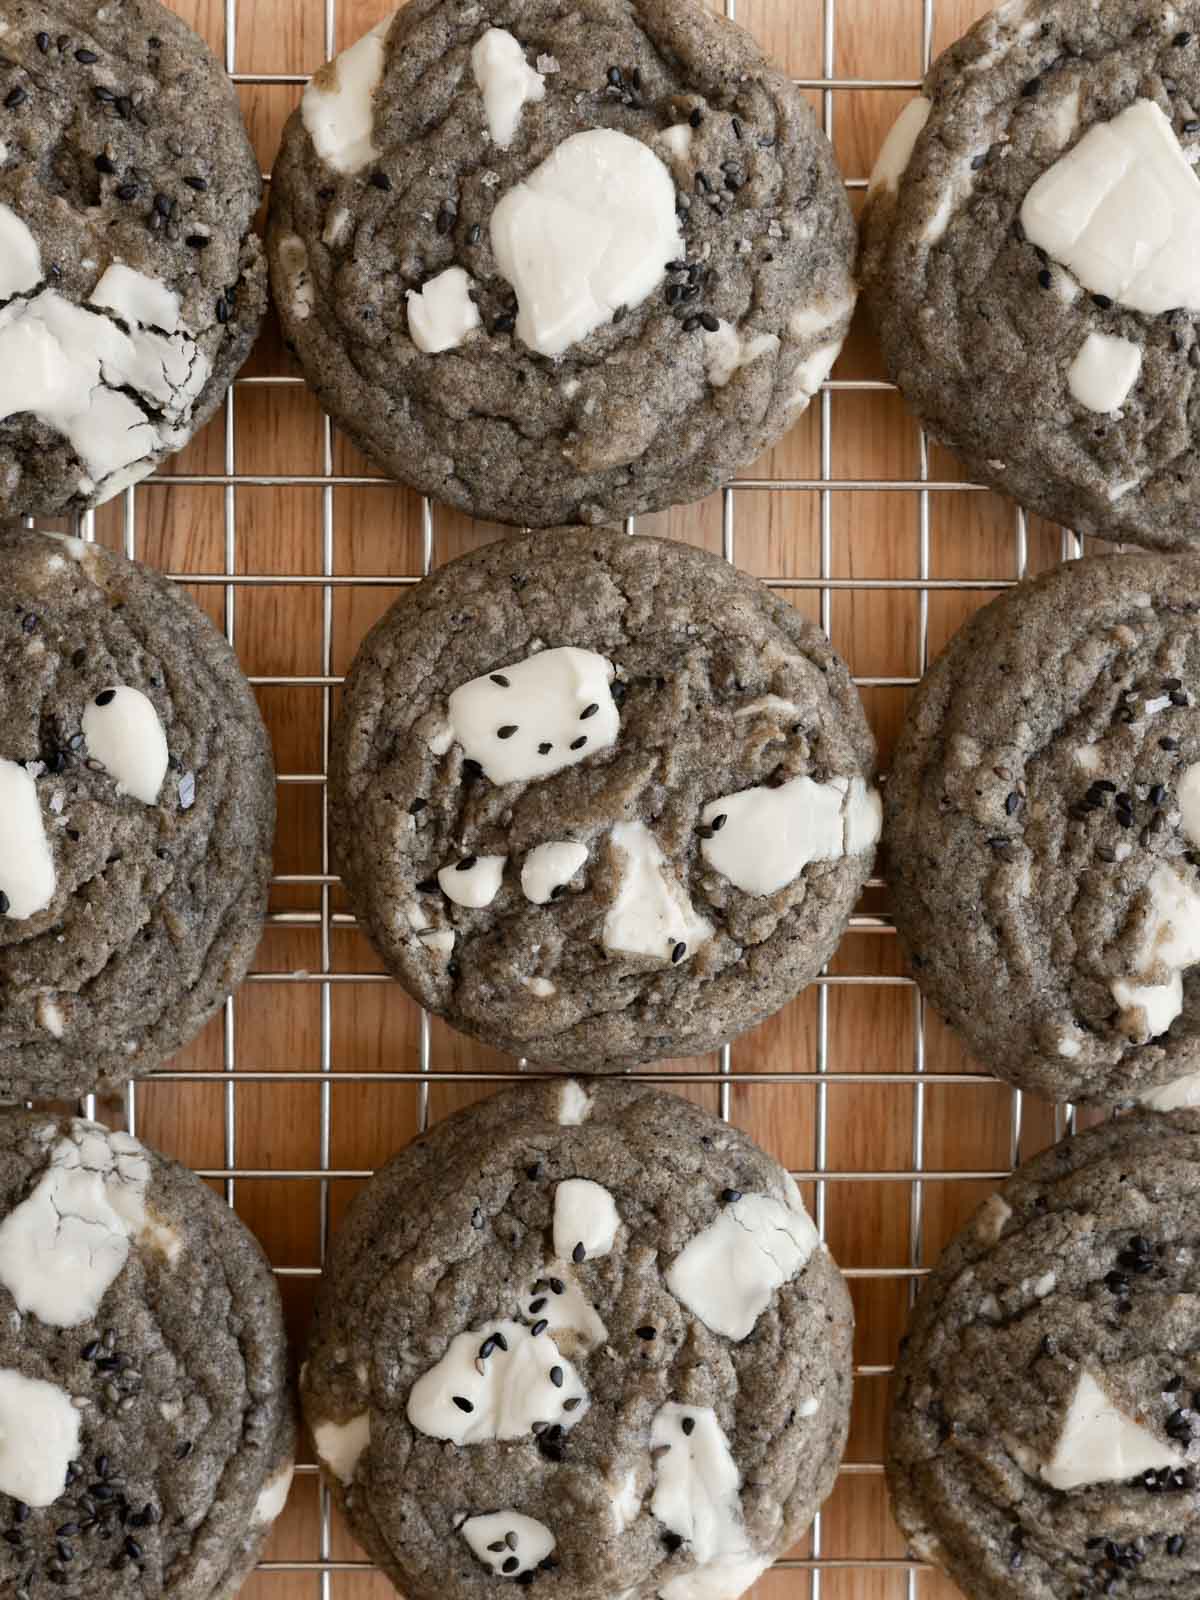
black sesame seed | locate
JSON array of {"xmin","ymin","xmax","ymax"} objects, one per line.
[
  {"xmin": 1, "ymin": 1530, "xmax": 20, "ymax": 1547},
  {"xmin": 636, "ymin": 1325, "xmax": 656, "ymax": 1340},
  {"xmin": 10, "ymin": 1504, "xmax": 27, "ymax": 1525},
  {"xmin": 580, "ymin": 703, "xmax": 599, "ymax": 720},
  {"xmin": 75, "ymin": 47, "xmax": 99, "ymax": 62},
  {"xmin": 663, "ymin": 1532, "xmax": 684, "ymax": 1553},
  {"xmin": 1021, "ymin": 76, "xmax": 1041, "ymax": 95},
  {"xmin": 1005, "ymin": 791, "xmax": 1021, "ymax": 814},
  {"xmin": 493, "ymin": 1331, "xmax": 508, "ymax": 1351},
  {"xmin": 1176, "ymin": 29, "xmax": 1193, "ymax": 44},
  {"xmin": 681, "ymin": 1416, "xmax": 695, "ymax": 1436},
  {"xmin": 549, "ymin": 884, "xmax": 567, "ymax": 900},
  {"xmin": 671, "ymin": 941, "xmax": 687, "ymax": 964},
  {"xmin": 1168, "ymin": 1535, "xmax": 1186, "ymax": 1555},
  {"xmin": 531, "ymin": 1320, "xmax": 549, "ymax": 1337},
  {"xmin": 94, "ymin": 688, "xmax": 117, "ymax": 707},
  {"xmin": 689, "ymin": 107, "xmax": 703, "ymax": 127},
  {"xmin": 490, "ymin": 673, "xmax": 510, "ymax": 686},
  {"xmin": 497, "ymin": 724, "xmax": 518, "ymax": 739},
  {"xmin": 94, "ymin": 153, "xmax": 117, "ymax": 174},
  {"xmin": 549, "ymin": 1366, "xmax": 564, "ymax": 1388},
  {"xmin": 115, "ymin": 181, "xmax": 138, "ymax": 201},
  {"xmin": 1037, "ymin": 268, "xmax": 1053, "ymax": 289},
  {"xmin": 503, "ymin": 1557, "xmax": 520, "ymax": 1574},
  {"xmin": 694, "ymin": 171, "xmax": 711, "ymax": 194},
  {"xmin": 35, "ymin": 31, "xmax": 50, "ymax": 51},
  {"xmin": 572, "ymin": 1241, "xmax": 586, "ymax": 1263},
  {"xmin": 153, "ymin": 191, "xmax": 173, "ymax": 216},
  {"xmin": 81, "ymin": 1339, "xmax": 101, "ymax": 1360},
  {"xmin": 468, "ymin": 223, "xmax": 482, "ymax": 245},
  {"xmin": 3, "ymin": 87, "xmax": 27, "ymax": 108},
  {"xmin": 185, "ymin": 234, "xmax": 210, "ymax": 249},
  {"xmin": 456, "ymin": 856, "xmax": 478, "ymax": 873},
  {"xmin": 416, "ymin": 878, "xmax": 440, "ymax": 894},
  {"xmin": 569, "ymin": 735, "xmax": 587, "ymax": 750},
  {"xmin": 698, "ymin": 311, "xmax": 719, "ymax": 333},
  {"xmin": 124, "ymin": 1537, "xmax": 142, "ymax": 1560},
  {"xmin": 548, "ymin": 1277, "xmax": 565, "ymax": 1294},
  {"xmin": 710, "ymin": 813, "xmax": 727, "ymax": 831},
  {"xmin": 183, "ymin": 174, "xmax": 208, "ymax": 192},
  {"xmin": 0, "ymin": 891, "xmax": 12, "ymax": 916},
  {"xmin": 682, "ymin": 315, "xmax": 701, "ymax": 332},
  {"xmin": 1092, "ymin": 292, "xmax": 1113, "ymax": 309},
  {"xmin": 1161, "ymin": 736, "xmax": 1181, "ymax": 750},
  {"xmin": 489, "ymin": 1541, "xmax": 507, "ymax": 1553},
  {"xmin": 562, "ymin": 1396, "xmax": 582, "ymax": 1411},
  {"xmin": 436, "ymin": 205, "xmax": 456, "ymax": 235},
  {"xmin": 493, "ymin": 313, "xmax": 516, "ymax": 334},
  {"xmin": 529, "ymin": 1298, "xmax": 547, "ymax": 1313},
  {"xmin": 56, "ymin": 1539, "xmax": 73, "ymax": 1562},
  {"xmin": 175, "ymin": 1441, "xmax": 192, "ymax": 1459},
  {"xmin": 721, "ymin": 1187, "xmax": 742, "ymax": 1203},
  {"xmin": 452, "ymin": 1396, "xmax": 474, "ymax": 1413},
  {"xmin": 537, "ymin": 741, "xmax": 552, "ymax": 755},
  {"xmin": 462, "ymin": 758, "xmax": 484, "ymax": 778},
  {"xmin": 369, "ymin": 170, "xmax": 392, "ymax": 190}
]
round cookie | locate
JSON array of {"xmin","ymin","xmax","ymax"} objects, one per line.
[
  {"xmin": 0, "ymin": 527, "xmax": 274, "ymax": 1102},
  {"xmin": 267, "ymin": 0, "xmax": 855, "ymax": 528},
  {"xmin": 860, "ymin": 0, "xmax": 1200, "ymax": 553},
  {"xmin": 304, "ymin": 1078, "xmax": 853, "ymax": 1600},
  {"xmin": 886, "ymin": 551, "xmax": 1200, "ymax": 1106},
  {"xmin": 0, "ymin": 0, "xmax": 266, "ymax": 518},
  {"xmin": 0, "ymin": 1110, "xmax": 295, "ymax": 1599},
  {"xmin": 889, "ymin": 1111, "xmax": 1200, "ymax": 1600},
  {"xmin": 330, "ymin": 526, "xmax": 879, "ymax": 1070}
]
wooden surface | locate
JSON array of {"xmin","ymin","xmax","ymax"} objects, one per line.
[{"xmin": 73, "ymin": 0, "xmax": 1108, "ymax": 1594}]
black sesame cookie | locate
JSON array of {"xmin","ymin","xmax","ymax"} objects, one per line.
[
  {"xmin": 885, "ymin": 550, "xmax": 1200, "ymax": 1106},
  {"xmin": 860, "ymin": 0, "xmax": 1200, "ymax": 552},
  {"xmin": 330, "ymin": 526, "xmax": 879, "ymax": 1070},
  {"xmin": 0, "ymin": 1109, "xmax": 295, "ymax": 1599},
  {"xmin": 889, "ymin": 1111, "xmax": 1200, "ymax": 1600},
  {"xmin": 266, "ymin": 0, "xmax": 856, "ymax": 528},
  {"xmin": 0, "ymin": 526, "xmax": 274, "ymax": 1102},
  {"xmin": 304, "ymin": 1078, "xmax": 853, "ymax": 1600},
  {"xmin": 0, "ymin": 0, "xmax": 266, "ymax": 519}
]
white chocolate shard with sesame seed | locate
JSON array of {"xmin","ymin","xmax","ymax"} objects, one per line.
[
  {"xmin": 1021, "ymin": 99, "xmax": 1200, "ymax": 313},
  {"xmin": 1040, "ymin": 1371, "xmax": 1182, "ymax": 1490},
  {"xmin": 521, "ymin": 840, "xmax": 588, "ymax": 903},
  {"xmin": 461, "ymin": 1510, "xmax": 556, "ymax": 1577},
  {"xmin": 0, "ymin": 757, "xmax": 55, "ymax": 919},
  {"xmin": 407, "ymin": 1318, "xmax": 588, "ymax": 1443},
  {"xmin": 490, "ymin": 129, "xmax": 684, "ymax": 357},
  {"xmin": 602, "ymin": 820, "xmax": 712, "ymax": 961},
  {"xmin": 552, "ymin": 1178, "xmax": 620, "ymax": 1261},
  {"xmin": 314, "ymin": 1412, "xmax": 369, "ymax": 1484},
  {"xmin": 446, "ymin": 647, "xmax": 620, "ymax": 784},
  {"xmin": 665, "ymin": 1193, "xmax": 819, "ymax": 1341},
  {"xmin": 437, "ymin": 854, "xmax": 506, "ymax": 908},
  {"xmin": 651, "ymin": 1403, "xmax": 770, "ymax": 1600},
  {"xmin": 699, "ymin": 775, "xmax": 880, "ymax": 897},
  {"xmin": 301, "ymin": 14, "xmax": 393, "ymax": 174},
  {"xmin": 471, "ymin": 29, "xmax": 545, "ymax": 149},
  {"xmin": 0, "ymin": 1369, "xmax": 81, "ymax": 1507},
  {"xmin": 519, "ymin": 1269, "xmax": 606, "ymax": 1352},
  {"xmin": 82, "ymin": 686, "xmax": 169, "ymax": 805}
]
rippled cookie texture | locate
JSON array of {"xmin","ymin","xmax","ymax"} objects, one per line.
[
  {"xmin": 0, "ymin": 527, "xmax": 274, "ymax": 1101},
  {"xmin": 330, "ymin": 527, "xmax": 879, "ymax": 1069},
  {"xmin": 0, "ymin": 0, "xmax": 266, "ymax": 517},
  {"xmin": 885, "ymin": 552, "xmax": 1200, "ymax": 1106},
  {"xmin": 889, "ymin": 1113, "xmax": 1200, "ymax": 1600},
  {"xmin": 267, "ymin": 0, "xmax": 856, "ymax": 527},
  {"xmin": 860, "ymin": 0, "xmax": 1200, "ymax": 552},
  {"xmin": 0, "ymin": 1111, "xmax": 294, "ymax": 1600},
  {"xmin": 304, "ymin": 1080, "xmax": 853, "ymax": 1600}
]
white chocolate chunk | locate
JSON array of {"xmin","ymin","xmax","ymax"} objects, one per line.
[
  {"xmin": 0, "ymin": 758, "xmax": 55, "ymax": 918},
  {"xmin": 789, "ymin": 294, "xmax": 856, "ymax": 341},
  {"xmin": 521, "ymin": 840, "xmax": 588, "ymax": 903},
  {"xmin": 974, "ymin": 1194, "xmax": 1013, "ymax": 1244},
  {"xmin": 82, "ymin": 686, "xmax": 169, "ymax": 805},
  {"xmin": 609, "ymin": 1467, "xmax": 642, "ymax": 1531},
  {"xmin": 406, "ymin": 267, "xmax": 481, "ymax": 353},
  {"xmin": 1178, "ymin": 761, "xmax": 1200, "ymax": 844},
  {"xmin": 603, "ymin": 820, "xmax": 712, "ymax": 961},
  {"xmin": 301, "ymin": 14, "xmax": 393, "ymax": 173},
  {"xmin": 1138, "ymin": 1069, "xmax": 1200, "ymax": 1110},
  {"xmin": 651, "ymin": 1403, "xmax": 770, "ymax": 1600},
  {"xmin": 0, "ymin": 1370, "xmax": 81, "ymax": 1507},
  {"xmin": 437, "ymin": 854, "xmax": 506, "ymax": 908},
  {"xmin": 552, "ymin": 1178, "xmax": 619, "ymax": 1261},
  {"xmin": 490, "ymin": 129, "xmax": 684, "ymax": 357},
  {"xmin": 701, "ymin": 775, "xmax": 881, "ymax": 896},
  {"xmin": 1109, "ymin": 863, "xmax": 1200, "ymax": 1036},
  {"xmin": 446, "ymin": 647, "xmax": 620, "ymax": 785},
  {"xmin": 558, "ymin": 1080, "xmax": 593, "ymax": 1124},
  {"xmin": 665, "ymin": 1193, "xmax": 819, "ymax": 1341},
  {"xmin": 253, "ymin": 1460, "xmax": 295, "ymax": 1525},
  {"xmin": 0, "ymin": 1121, "xmax": 157, "ymax": 1327},
  {"xmin": 524, "ymin": 976, "xmax": 556, "ymax": 997},
  {"xmin": 1113, "ymin": 972, "xmax": 1183, "ymax": 1037},
  {"xmin": 461, "ymin": 1510, "xmax": 555, "ymax": 1577},
  {"xmin": 407, "ymin": 1318, "xmax": 587, "ymax": 1443},
  {"xmin": 1021, "ymin": 99, "xmax": 1200, "ymax": 313},
  {"xmin": 867, "ymin": 97, "xmax": 931, "ymax": 196},
  {"xmin": 658, "ymin": 123, "xmax": 693, "ymax": 177},
  {"xmin": 471, "ymin": 29, "xmax": 545, "ymax": 148},
  {"xmin": 702, "ymin": 320, "xmax": 780, "ymax": 388},
  {"xmin": 788, "ymin": 340, "xmax": 842, "ymax": 408},
  {"xmin": 0, "ymin": 203, "xmax": 41, "ymax": 298},
  {"xmin": 276, "ymin": 235, "xmax": 314, "ymax": 321},
  {"xmin": 1067, "ymin": 333, "xmax": 1142, "ymax": 413},
  {"xmin": 1041, "ymin": 1371, "xmax": 1181, "ymax": 1490},
  {"xmin": 314, "ymin": 1413, "xmax": 369, "ymax": 1484},
  {"xmin": 89, "ymin": 263, "xmax": 181, "ymax": 333}
]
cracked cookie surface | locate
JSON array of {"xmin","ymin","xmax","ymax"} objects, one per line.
[
  {"xmin": 267, "ymin": 0, "xmax": 855, "ymax": 528},
  {"xmin": 886, "ymin": 551, "xmax": 1200, "ymax": 1106},
  {"xmin": 329, "ymin": 526, "xmax": 878, "ymax": 1070},
  {"xmin": 861, "ymin": 0, "xmax": 1200, "ymax": 552},
  {"xmin": 0, "ymin": 526, "xmax": 274, "ymax": 1101},
  {"xmin": 889, "ymin": 1112, "xmax": 1200, "ymax": 1600},
  {"xmin": 0, "ymin": 1109, "xmax": 294, "ymax": 1600},
  {"xmin": 0, "ymin": 0, "xmax": 266, "ymax": 518},
  {"xmin": 304, "ymin": 1078, "xmax": 853, "ymax": 1600}
]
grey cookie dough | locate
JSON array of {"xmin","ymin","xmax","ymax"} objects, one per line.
[
  {"xmin": 860, "ymin": 0, "xmax": 1200, "ymax": 552},
  {"xmin": 0, "ymin": 0, "xmax": 266, "ymax": 519},
  {"xmin": 267, "ymin": 0, "xmax": 856, "ymax": 528},
  {"xmin": 304, "ymin": 1078, "xmax": 853, "ymax": 1600},
  {"xmin": 886, "ymin": 551, "xmax": 1200, "ymax": 1106},
  {"xmin": 330, "ymin": 526, "xmax": 879, "ymax": 1070},
  {"xmin": 0, "ymin": 526, "xmax": 274, "ymax": 1102},
  {"xmin": 889, "ymin": 1112, "xmax": 1200, "ymax": 1600},
  {"xmin": 0, "ymin": 1110, "xmax": 295, "ymax": 1600}
]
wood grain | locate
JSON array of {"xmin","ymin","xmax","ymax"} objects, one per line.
[{"xmin": 80, "ymin": 0, "xmax": 1085, "ymax": 1593}]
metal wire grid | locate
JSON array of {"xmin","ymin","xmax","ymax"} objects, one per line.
[{"xmin": 60, "ymin": 0, "xmax": 1090, "ymax": 1592}]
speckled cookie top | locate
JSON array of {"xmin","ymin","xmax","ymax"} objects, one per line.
[
  {"xmin": 0, "ymin": 526, "xmax": 274, "ymax": 1103},
  {"xmin": 889, "ymin": 1112, "xmax": 1200, "ymax": 1600},
  {"xmin": 330, "ymin": 527, "xmax": 878, "ymax": 1070},
  {"xmin": 267, "ymin": 0, "xmax": 855, "ymax": 527},
  {"xmin": 860, "ymin": 0, "xmax": 1200, "ymax": 552},
  {"xmin": 886, "ymin": 551, "xmax": 1200, "ymax": 1106},
  {"xmin": 0, "ymin": 1110, "xmax": 294, "ymax": 1600},
  {"xmin": 0, "ymin": 0, "xmax": 266, "ymax": 518},
  {"xmin": 303, "ymin": 1079, "xmax": 853, "ymax": 1600}
]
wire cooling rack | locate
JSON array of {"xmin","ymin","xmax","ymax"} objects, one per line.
[{"xmin": 59, "ymin": 0, "xmax": 1106, "ymax": 1593}]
